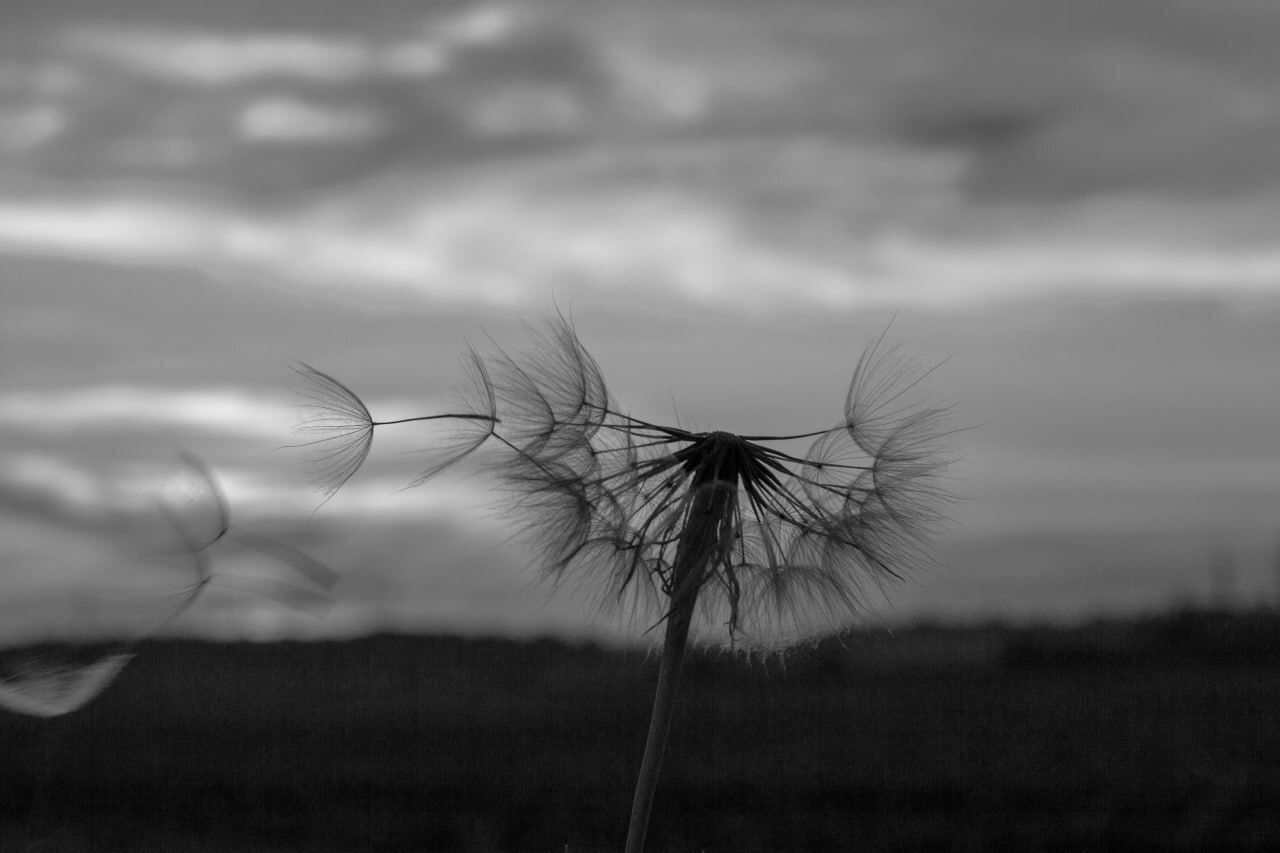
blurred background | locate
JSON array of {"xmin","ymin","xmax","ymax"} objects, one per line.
[{"xmin": 3, "ymin": 0, "xmax": 1280, "ymax": 645}]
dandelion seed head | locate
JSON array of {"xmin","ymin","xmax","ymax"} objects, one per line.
[
  {"xmin": 295, "ymin": 314, "xmax": 958, "ymax": 651},
  {"xmin": 484, "ymin": 321, "xmax": 956, "ymax": 649}
]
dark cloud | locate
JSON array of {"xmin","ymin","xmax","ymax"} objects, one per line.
[
  {"xmin": 581, "ymin": 0, "xmax": 1280, "ymax": 204},
  {"xmin": 0, "ymin": 0, "xmax": 474, "ymax": 35},
  {"xmin": 6, "ymin": 0, "xmax": 1280, "ymax": 211},
  {"xmin": 0, "ymin": 5, "xmax": 618, "ymax": 199},
  {"xmin": 858, "ymin": 1, "xmax": 1280, "ymax": 202}
]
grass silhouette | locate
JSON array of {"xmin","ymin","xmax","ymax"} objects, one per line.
[
  {"xmin": 6, "ymin": 618, "xmax": 1280, "ymax": 851},
  {"xmin": 297, "ymin": 312, "xmax": 959, "ymax": 850}
]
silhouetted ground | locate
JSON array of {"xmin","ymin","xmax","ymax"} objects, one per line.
[{"xmin": 2, "ymin": 609, "xmax": 1280, "ymax": 851}]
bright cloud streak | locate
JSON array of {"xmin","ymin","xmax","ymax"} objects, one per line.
[
  {"xmin": 872, "ymin": 235, "xmax": 1280, "ymax": 305},
  {"xmin": 0, "ymin": 385, "xmax": 459, "ymax": 444},
  {"xmin": 2, "ymin": 187, "xmax": 1280, "ymax": 312},
  {"xmin": 216, "ymin": 468, "xmax": 495, "ymax": 523},
  {"xmin": 0, "ymin": 199, "xmax": 207, "ymax": 258},
  {"xmin": 0, "ymin": 386, "xmax": 297, "ymax": 438},
  {"xmin": 236, "ymin": 97, "xmax": 384, "ymax": 144},
  {"xmin": 57, "ymin": 5, "xmax": 528, "ymax": 86},
  {"xmin": 0, "ymin": 447, "xmax": 491, "ymax": 529},
  {"xmin": 62, "ymin": 27, "xmax": 391, "ymax": 84}
]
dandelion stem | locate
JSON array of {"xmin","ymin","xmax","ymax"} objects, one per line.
[
  {"xmin": 625, "ymin": 480, "xmax": 732, "ymax": 853},
  {"xmin": 624, "ymin": 589, "xmax": 695, "ymax": 853}
]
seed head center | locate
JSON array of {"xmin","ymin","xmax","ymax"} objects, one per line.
[{"xmin": 681, "ymin": 430, "xmax": 754, "ymax": 487}]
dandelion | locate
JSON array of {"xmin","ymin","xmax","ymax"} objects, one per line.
[{"xmin": 297, "ymin": 314, "xmax": 958, "ymax": 852}]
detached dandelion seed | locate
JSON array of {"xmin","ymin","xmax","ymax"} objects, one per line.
[
  {"xmin": 1, "ymin": 454, "xmax": 339, "ymax": 717},
  {"xmin": 297, "ymin": 314, "xmax": 959, "ymax": 852},
  {"xmin": 0, "ymin": 453, "xmax": 225, "ymax": 718},
  {"xmin": 290, "ymin": 357, "xmax": 501, "ymax": 502}
]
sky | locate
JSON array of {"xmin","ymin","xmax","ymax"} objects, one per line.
[{"xmin": 3, "ymin": 0, "xmax": 1280, "ymax": 645}]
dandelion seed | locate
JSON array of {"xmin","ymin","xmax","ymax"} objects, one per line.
[
  {"xmin": 405, "ymin": 346, "xmax": 499, "ymax": 487},
  {"xmin": 0, "ymin": 645, "xmax": 134, "ymax": 718},
  {"xmin": 0, "ymin": 454, "xmax": 338, "ymax": 717},
  {"xmin": 292, "ymin": 355, "xmax": 500, "ymax": 499},
  {"xmin": 291, "ymin": 364, "xmax": 378, "ymax": 502},
  {"xmin": 0, "ymin": 454, "xmax": 221, "ymax": 717},
  {"xmin": 297, "ymin": 312, "xmax": 960, "ymax": 851}
]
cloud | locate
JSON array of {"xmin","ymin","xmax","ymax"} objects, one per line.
[
  {"xmin": 0, "ymin": 379, "xmax": 499, "ymax": 526},
  {"xmin": 0, "ymin": 5, "xmax": 613, "ymax": 195},
  {"xmin": 0, "ymin": 104, "xmax": 68, "ymax": 151},
  {"xmin": 868, "ymin": 234, "xmax": 1280, "ymax": 305},
  {"xmin": 61, "ymin": 26, "xmax": 375, "ymax": 84},
  {"xmin": 0, "ymin": 453, "xmax": 108, "ymax": 521},
  {"xmin": 12, "ymin": 0, "xmax": 1280, "ymax": 205},
  {"xmin": 236, "ymin": 97, "xmax": 384, "ymax": 144},
  {"xmin": 6, "ymin": 0, "xmax": 1280, "ymax": 314},
  {"xmin": 0, "ymin": 386, "xmax": 297, "ymax": 438},
  {"xmin": 0, "ymin": 198, "xmax": 208, "ymax": 258},
  {"xmin": 3, "ymin": 178, "xmax": 1280, "ymax": 314},
  {"xmin": 53, "ymin": 5, "xmax": 531, "ymax": 86},
  {"xmin": 0, "ymin": 383, "xmax": 467, "ymax": 445}
]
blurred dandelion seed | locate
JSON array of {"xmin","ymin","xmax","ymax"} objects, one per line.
[
  {"xmin": 0, "ymin": 646, "xmax": 135, "ymax": 718},
  {"xmin": 291, "ymin": 357, "xmax": 500, "ymax": 506},
  {"xmin": 0, "ymin": 454, "xmax": 338, "ymax": 717},
  {"xmin": 296, "ymin": 312, "xmax": 960, "ymax": 852},
  {"xmin": 0, "ymin": 453, "xmax": 223, "ymax": 717}
]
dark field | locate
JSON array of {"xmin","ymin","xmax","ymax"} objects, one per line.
[{"xmin": 3, "ymin": 611, "xmax": 1280, "ymax": 852}]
